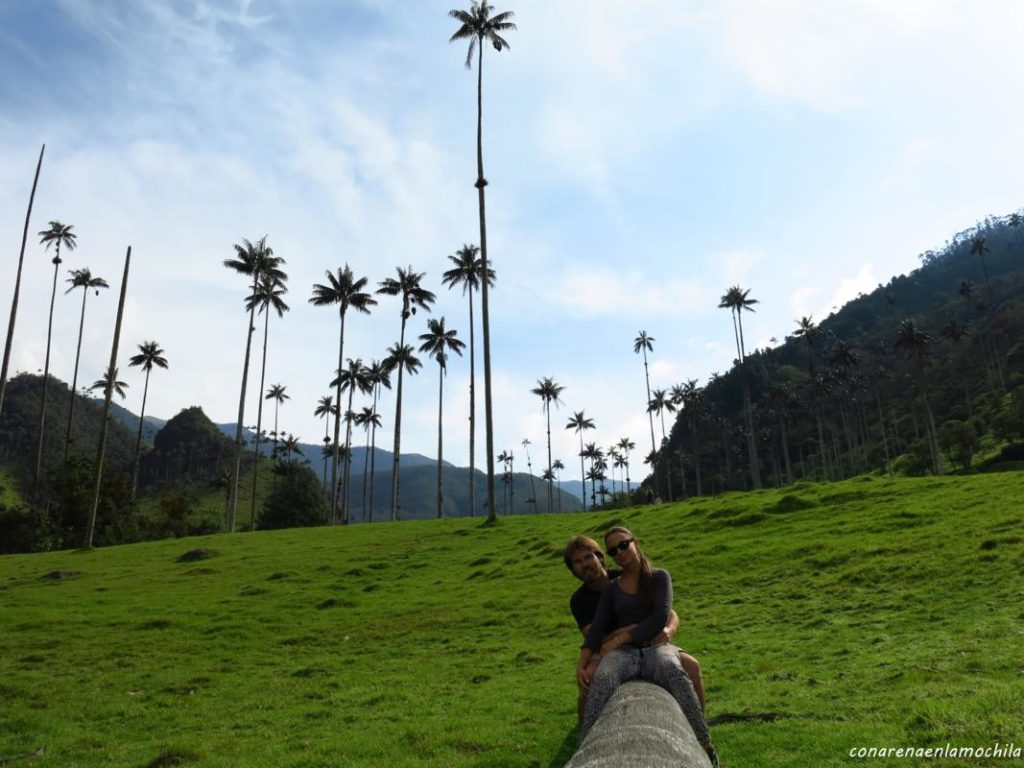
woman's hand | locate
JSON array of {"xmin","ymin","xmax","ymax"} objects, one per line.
[{"xmin": 576, "ymin": 662, "xmax": 591, "ymax": 690}]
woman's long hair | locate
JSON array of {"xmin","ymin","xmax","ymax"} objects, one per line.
[{"xmin": 605, "ymin": 526, "xmax": 655, "ymax": 601}]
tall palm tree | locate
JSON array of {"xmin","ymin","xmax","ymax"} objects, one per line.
[
  {"xmin": 565, "ymin": 410, "xmax": 595, "ymax": 511},
  {"xmin": 551, "ymin": 458, "xmax": 565, "ymax": 512},
  {"xmin": 85, "ymin": 246, "xmax": 130, "ymax": 550},
  {"xmin": 223, "ymin": 236, "xmax": 284, "ymax": 531},
  {"xmin": 442, "ymin": 243, "xmax": 495, "ymax": 517},
  {"xmin": 63, "ymin": 268, "xmax": 109, "ymax": 460},
  {"xmin": 449, "ymin": 1, "xmax": 516, "ymax": 525},
  {"xmin": 719, "ymin": 285, "xmax": 762, "ymax": 490},
  {"xmin": 530, "ymin": 376, "xmax": 564, "ymax": 513},
  {"xmin": 354, "ymin": 406, "xmax": 381, "ymax": 522},
  {"xmin": 647, "ymin": 388, "xmax": 675, "ymax": 441},
  {"xmin": 127, "ymin": 341, "xmax": 167, "ymax": 499},
  {"xmin": 581, "ymin": 442, "xmax": 603, "ymax": 510},
  {"xmin": 382, "ymin": 341, "xmax": 423, "ymax": 519},
  {"xmin": 34, "ymin": 220, "xmax": 77, "ymax": 494},
  {"xmin": 419, "ymin": 317, "xmax": 466, "ymax": 518},
  {"xmin": 793, "ymin": 315, "xmax": 821, "ymax": 376},
  {"xmin": 265, "ymin": 384, "xmax": 289, "ymax": 468},
  {"xmin": 280, "ymin": 434, "xmax": 301, "ymax": 463},
  {"xmin": 332, "ymin": 359, "xmax": 373, "ymax": 524},
  {"xmin": 521, "ymin": 437, "xmax": 538, "ymax": 511},
  {"xmin": 365, "ymin": 359, "xmax": 392, "ymax": 520},
  {"xmin": 895, "ymin": 319, "xmax": 941, "ymax": 475},
  {"xmin": 617, "ymin": 437, "xmax": 635, "ymax": 496},
  {"xmin": 89, "ymin": 366, "xmax": 128, "ymax": 400},
  {"xmin": 378, "ymin": 267, "xmax": 435, "ymax": 520},
  {"xmin": 633, "ymin": 331, "xmax": 657, "ymax": 454},
  {"xmin": 0, "ymin": 144, "xmax": 45, "ymax": 422},
  {"xmin": 247, "ymin": 272, "xmax": 289, "ymax": 530},
  {"xmin": 969, "ymin": 235, "xmax": 994, "ymax": 305},
  {"xmin": 314, "ymin": 395, "xmax": 336, "ymax": 492},
  {"xmin": 678, "ymin": 381, "xmax": 703, "ymax": 496},
  {"xmin": 310, "ymin": 266, "xmax": 376, "ymax": 524}
]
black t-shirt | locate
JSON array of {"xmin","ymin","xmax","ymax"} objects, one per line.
[{"xmin": 569, "ymin": 569, "xmax": 622, "ymax": 630}]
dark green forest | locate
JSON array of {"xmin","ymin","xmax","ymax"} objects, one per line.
[{"xmin": 641, "ymin": 212, "xmax": 1024, "ymax": 501}]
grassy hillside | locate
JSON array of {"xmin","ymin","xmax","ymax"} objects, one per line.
[{"xmin": 1, "ymin": 473, "xmax": 1021, "ymax": 767}]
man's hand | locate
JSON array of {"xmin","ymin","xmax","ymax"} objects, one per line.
[
  {"xmin": 600, "ymin": 624, "xmax": 637, "ymax": 653},
  {"xmin": 576, "ymin": 662, "xmax": 590, "ymax": 691}
]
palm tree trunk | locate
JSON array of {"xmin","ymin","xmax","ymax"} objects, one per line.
[
  {"xmin": 436, "ymin": 364, "xmax": 444, "ymax": 519},
  {"xmin": 322, "ymin": 419, "xmax": 329, "ymax": 492},
  {"xmin": 0, "ymin": 144, "xmax": 44, "ymax": 422},
  {"xmin": 642, "ymin": 348, "xmax": 655, "ymax": 455},
  {"xmin": 475, "ymin": 42, "xmax": 497, "ymax": 525},
  {"xmin": 390, "ymin": 316, "xmax": 407, "ymax": 521},
  {"xmin": 578, "ymin": 434, "xmax": 586, "ymax": 513},
  {"xmin": 272, "ymin": 399, "xmax": 280, "ymax": 494},
  {"xmin": 227, "ymin": 274, "xmax": 259, "ymax": 532},
  {"xmin": 131, "ymin": 368, "xmax": 151, "ymax": 499},
  {"xmin": 331, "ymin": 309, "xmax": 347, "ymax": 524},
  {"xmin": 741, "ymin": 369, "xmax": 761, "ymax": 489},
  {"xmin": 249, "ymin": 308, "xmax": 271, "ymax": 532},
  {"xmin": 467, "ymin": 288, "xmax": 476, "ymax": 516},
  {"xmin": 545, "ymin": 405, "xmax": 553, "ymax": 513},
  {"xmin": 778, "ymin": 416, "xmax": 792, "ymax": 484},
  {"xmin": 343, "ymin": 384, "xmax": 357, "ymax": 524},
  {"xmin": 362, "ymin": 426, "xmax": 371, "ymax": 523},
  {"xmin": 64, "ymin": 287, "xmax": 89, "ymax": 461},
  {"xmin": 691, "ymin": 419, "xmax": 703, "ymax": 496},
  {"xmin": 85, "ymin": 246, "xmax": 130, "ymax": 549},
  {"xmin": 369, "ymin": 382, "xmax": 379, "ymax": 521},
  {"xmin": 33, "ymin": 249, "xmax": 62, "ymax": 497}
]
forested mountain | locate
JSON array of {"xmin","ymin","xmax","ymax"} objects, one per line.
[{"xmin": 645, "ymin": 211, "xmax": 1024, "ymax": 499}]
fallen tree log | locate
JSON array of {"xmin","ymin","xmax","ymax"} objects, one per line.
[{"xmin": 565, "ymin": 681, "xmax": 712, "ymax": 768}]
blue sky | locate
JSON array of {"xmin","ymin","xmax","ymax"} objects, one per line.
[{"xmin": 3, "ymin": 0, "xmax": 1024, "ymax": 482}]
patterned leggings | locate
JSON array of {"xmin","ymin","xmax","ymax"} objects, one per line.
[{"xmin": 580, "ymin": 645, "xmax": 711, "ymax": 746}]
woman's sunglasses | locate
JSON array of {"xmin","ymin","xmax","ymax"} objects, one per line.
[{"xmin": 606, "ymin": 539, "xmax": 634, "ymax": 557}]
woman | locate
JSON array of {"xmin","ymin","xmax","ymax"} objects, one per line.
[{"xmin": 576, "ymin": 526, "xmax": 718, "ymax": 767}]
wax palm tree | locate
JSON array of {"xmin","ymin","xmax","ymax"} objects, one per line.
[
  {"xmin": 279, "ymin": 434, "xmax": 301, "ymax": 463},
  {"xmin": 127, "ymin": 341, "xmax": 167, "ymax": 498},
  {"xmin": 34, "ymin": 220, "xmax": 77, "ymax": 493},
  {"xmin": 531, "ymin": 376, "xmax": 564, "ymax": 513},
  {"xmin": 246, "ymin": 272, "xmax": 289, "ymax": 530},
  {"xmin": 0, "ymin": 145, "xmax": 45, "ymax": 422},
  {"xmin": 265, "ymin": 384, "xmax": 289, "ymax": 469},
  {"xmin": 497, "ymin": 450, "xmax": 511, "ymax": 514},
  {"xmin": 565, "ymin": 410, "xmax": 595, "ymax": 511},
  {"xmin": 310, "ymin": 266, "xmax": 376, "ymax": 524},
  {"xmin": 633, "ymin": 331, "xmax": 657, "ymax": 454},
  {"xmin": 61, "ymin": 268, "xmax": 110, "ymax": 460},
  {"xmin": 223, "ymin": 236, "xmax": 284, "ymax": 531},
  {"xmin": 969, "ymin": 235, "xmax": 994, "ymax": 305},
  {"xmin": 89, "ymin": 365, "xmax": 128, "ymax": 400},
  {"xmin": 581, "ymin": 442, "xmax": 604, "ymax": 510},
  {"xmin": 793, "ymin": 315, "xmax": 821, "ymax": 376},
  {"xmin": 719, "ymin": 284, "xmax": 761, "ymax": 489},
  {"xmin": 332, "ymin": 359, "xmax": 373, "ymax": 524},
  {"xmin": 314, "ymin": 396, "xmax": 337, "ymax": 492},
  {"xmin": 551, "ymin": 458, "xmax": 565, "ymax": 512},
  {"xmin": 365, "ymin": 359, "xmax": 392, "ymax": 520},
  {"xmin": 617, "ymin": 437, "xmax": 635, "ymax": 496},
  {"xmin": 378, "ymin": 267, "xmax": 435, "ymax": 520},
  {"xmin": 521, "ymin": 437, "xmax": 538, "ymax": 511},
  {"xmin": 647, "ymin": 388, "xmax": 675, "ymax": 441},
  {"xmin": 382, "ymin": 342, "xmax": 423, "ymax": 519},
  {"xmin": 442, "ymin": 243, "xmax": 495, "ymax": 517},
  {"xmin": 449, "ymin": 2, "xmax": 516, "ymax": 525},
  {"xmin": 419, "ymin": 317, "xmax": 466, "ymax": 518},
  {"xmin": 355, "ymin": 406, "xmax": 381, "ymax": 522},
  {"xmin": 895, "ymin": 319, "xmax": 941, "ymax": 475},
  {"xmin": 678, "ymin": 381, "xmax": 703, "ymax": 495}
]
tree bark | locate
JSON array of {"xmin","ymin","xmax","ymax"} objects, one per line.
[
  {"xmin": 0, "ymin": 144, "xmax": 44, "ymax": 421},
  {"xmin": 64, "ymin": 287, "xmax": 90, "ymax": 461},
  {"xmin": 33, "ymin": 248, "xmax": 62, "ymax": 497},
  {"xmin": 227, "ymin": 273, "xmax": 259, "ymax": 532},
  {"xmin": 249, "ymin": 307, "xmax": 271, "ymax": 531}
]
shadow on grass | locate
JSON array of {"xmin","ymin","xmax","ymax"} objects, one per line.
[{"xmin": 546, "ymin": 726, "xmax": 577, "ymax": 768}]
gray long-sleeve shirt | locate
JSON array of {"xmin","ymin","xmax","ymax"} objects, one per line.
[{"xmin": 582, "ymin": 568, "xmax": 673, "ymax": 651}]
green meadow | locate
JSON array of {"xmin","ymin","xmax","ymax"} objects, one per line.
[{"xmin": 1, "ymin": 473, "xmax": 1022, "ymax": 767}]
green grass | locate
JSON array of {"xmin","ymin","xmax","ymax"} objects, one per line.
[{"xmin": 1, "ymin": 473, "xmax": 1022, "ymax": 767}]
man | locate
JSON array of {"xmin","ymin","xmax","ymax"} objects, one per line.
[{"xmin": 564, "ymin": 535, "xmax": 706, "ymax": 720}]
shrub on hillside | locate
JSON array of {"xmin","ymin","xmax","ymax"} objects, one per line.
[
  {"xmin": 0, "ymin": 503, "xmax": 53, "ymax": 554},
  {"xmin": 259, "ymin": 461, "xmax": 327, "ymax": 530},
  {"xmin": 892, "ymin": 439, "xmax": 933, "ymax": 476},
  {"xmin": 47, "ymin": 457, "xmax": 139, "ymax": 548},
  {"xmin": 937, "ymin": 420, "xmax": 980, "ymax": 471}
]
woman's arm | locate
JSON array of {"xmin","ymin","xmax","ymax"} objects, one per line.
[{"xmin": 627, "ymin": 569, "xmax": 673, "ymax": 644}]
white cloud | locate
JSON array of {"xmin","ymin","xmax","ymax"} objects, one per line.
[{"xmin": 548, "ymin": 264, "xmax": 702, "ymax": 318}]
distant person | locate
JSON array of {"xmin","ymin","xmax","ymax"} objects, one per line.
[
  {"xmin": 575, "ymin": 527, "xmax": 718, "ymax": 767},
  {"xmin": 563, "ymin": 535, "xmax": 706, "ymax": 719}
]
